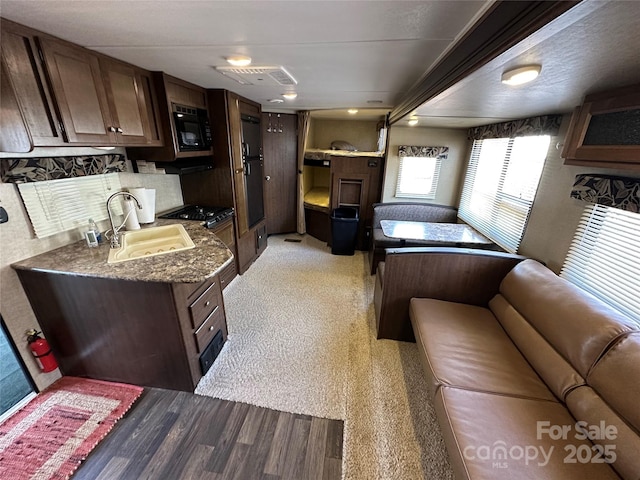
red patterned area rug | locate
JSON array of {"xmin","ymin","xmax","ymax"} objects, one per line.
[{"xmin": 0, "ymin": 376, "xmax": 143, "ymax": 479}]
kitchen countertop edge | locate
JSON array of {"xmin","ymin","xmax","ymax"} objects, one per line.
[{"xmin": 11, "ymin": 220, "xmax": 235, "ymax": 284}]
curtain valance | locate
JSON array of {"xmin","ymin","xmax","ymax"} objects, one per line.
[
  {"xmin": 467, "ymin": 115, "xmax": 562, "ymax": 140},
  {"xmin": 570, "ymin": 174, "xmax": 640, "ymax": 213},
  {"xmin": 0, "ymin": 154, "xmax": 126, "ymax": 183},
  {"xmin": 398, "ymin": 146, "xmax": 449, "ymax": 158}
]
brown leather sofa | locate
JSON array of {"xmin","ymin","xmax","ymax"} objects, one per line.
[{"xmin": 408, "ymin": 251, "xmax": 639, "ymax": 479}]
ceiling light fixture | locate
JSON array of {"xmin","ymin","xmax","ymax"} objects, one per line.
[
  {"xmin": 408, "ymin": 118, "xmax": 419, "ymax": 126},
  {"xmin": 225, "ymin": 55, "xmax": 252, "ymax": 67},
  {"xmin": 268, "ymin": 98, "xmax": 284, "ymax": 103},
  {"xmin": 501, "ymin": 65, "xmax": 542, "ymax": 86},
  {"xmin": 282, "ymin": 92, "xmax": 298, "ymax": 100},
  {"xmin": 348, "ymin": 109, "xmax": 358, "ymax": 114}
]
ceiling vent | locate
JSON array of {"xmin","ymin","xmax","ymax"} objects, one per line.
[{"xmin": 215, "ymin": 66, "xmax": 297, "ymax": 86}]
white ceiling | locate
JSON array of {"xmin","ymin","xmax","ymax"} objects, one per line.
[
  {"xmin": 412, "ymin": 0, "xmax": 640, "ymax": 128},
  {"xmin": 2, "ymin": 1, "xmax": 638, "ymax": 129},
  {"xmin": 0, "ymin": 0, "xmax": 489, "ymax": 119}
]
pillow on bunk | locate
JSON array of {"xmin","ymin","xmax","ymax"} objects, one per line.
[{"xmin": 331, "ymin": 140, "xmax": 357, "ymax": 151}]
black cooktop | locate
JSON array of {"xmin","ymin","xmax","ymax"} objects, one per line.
[{"xmin": 159, "ymin": 205, "xmax": 234, "ymax": 228}]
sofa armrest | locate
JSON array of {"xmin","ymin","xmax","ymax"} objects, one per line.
[{"xmin": 375, "ymin": 247, "xmax": 527, "ymax": 341}]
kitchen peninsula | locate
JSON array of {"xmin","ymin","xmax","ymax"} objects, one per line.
[{"xmin": 11, "ymin": 220, "xmax": 233, "ymax": 392}]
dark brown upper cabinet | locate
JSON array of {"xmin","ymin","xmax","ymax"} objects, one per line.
[
  {"xmin": 1, "ymin": 20, "xmax": 65, "ymax": 148},
  {"xmin": 0, "ymin": 18, "xmax": 162, "ymax": 149},
  {"xmin": 39, "ymin": 38, "xmax": 161, "ymax": 146},
  {"xmin": 563, "ymin": 83, "xmax": 640, "ymax": 171}
]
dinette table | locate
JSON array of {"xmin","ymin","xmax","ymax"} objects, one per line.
[{"xmin": 380, "ymin": 220, "xmax": 496, "ymax": 249}]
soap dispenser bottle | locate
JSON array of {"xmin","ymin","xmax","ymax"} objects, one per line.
[{"xmin": 88, "ymin": 218, "xmax": 102, "ymax": 243}]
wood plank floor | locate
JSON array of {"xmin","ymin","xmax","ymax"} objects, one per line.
[{"xmin": 73, "ymin": 388, "xmax": 343, "ymax": 480}]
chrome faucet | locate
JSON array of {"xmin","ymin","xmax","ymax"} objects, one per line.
[{"xmin": 107, "ymin": 191, "xmax": 142, "ymax": 249}]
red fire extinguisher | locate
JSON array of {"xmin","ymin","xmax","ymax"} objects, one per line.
[{"xmin": 26, "ymin": 329, "xmax": 58, "ymax": 373}]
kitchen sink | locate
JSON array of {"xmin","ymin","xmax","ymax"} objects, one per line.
[{"xmin": 107, "ymin": 224, "xmax": 195, "ymax": 264}]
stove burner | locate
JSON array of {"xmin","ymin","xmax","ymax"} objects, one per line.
[{"xmin": 159, "ymin": 205, "xmax": 234, "ymax": 227}]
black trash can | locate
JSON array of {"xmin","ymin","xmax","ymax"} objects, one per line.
[{"xmin": 331, "ymin": 207, "xmax": 359, "ymax": 255}]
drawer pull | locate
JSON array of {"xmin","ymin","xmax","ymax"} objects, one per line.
[
  {"xmin": 209, "ymin": 325, "xmax": 215, "ymax": 332},
  {"xmin": 205, "ymin": 301, "xmax": 211, "ymax": 307}
]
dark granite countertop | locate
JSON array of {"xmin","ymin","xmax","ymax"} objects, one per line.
[{"xmin": 11, "ymin": 219, "xmax": 234, "ymax": 284}]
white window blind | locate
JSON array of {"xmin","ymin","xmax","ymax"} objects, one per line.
[
  {"xmin": 18, "ymin": 174, "xmax": 123, "ymax": 238},
  {"xmin": 561, "ymin": 204, "xmax": 640, "ymax": 323},
  {"xmin": 458, "ymin": 135, "xmax": 549, "ymax": 253},
  {"xmin": 395, "ymin": 156, "xmax": 441, "ymax": 199}
]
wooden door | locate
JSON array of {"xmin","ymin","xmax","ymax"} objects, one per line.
[
  {"xmin": 39, "ymin": 37, "xmax": 115, "ymax": 144},
  {"xmin": 262, "ymin": 113, "xmax": 298, "ymax": 234},
  {"xmin": 227, "ymin": 93, "xmax": 249, "ymax": 236},
  {"xmin": 1, "ymin": 21, "xmax": 64, "ymax": 146},
  {"xmin": 100, "ymin": 58, "xmax": 149, "ymax": 145}
]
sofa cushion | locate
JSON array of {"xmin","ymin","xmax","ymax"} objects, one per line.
[
  {"xmin": 562, "ymin": 332, "xmax": 640, "ymax": 480},
  {"xmin": 410, "ymin": 298, "xmax": 555, "ymax": 401},
  {"xmin": 499, "ymin": 260, "xmax": 638, "ymax": 377},
  {"xmin": 489, "ymin": 294, "xmax": 585, "ymax": 402},
  {"xmin": 372, "ymin": 202, "xmax": 457, "ymax": 228},
  {"xmin": 435, "ymin": 387, "xmax": 620, "ymax": 480}
]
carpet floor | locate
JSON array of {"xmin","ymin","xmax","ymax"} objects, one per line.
[{"xmin": 195, "ymin": 234, "xmax": 453, "ymax": 479}]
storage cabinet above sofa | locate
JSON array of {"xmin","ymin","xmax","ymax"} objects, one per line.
[{"xmin": 562, "ymin": 82, "xmax": 640, "ymax": 171}]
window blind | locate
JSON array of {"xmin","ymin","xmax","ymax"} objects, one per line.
[
  {"xmin": 395, "ymin": 156, "xmax": 441, "ymax": 199},
  {"xmin": 561, "ymin": 204, "xmax": 640, "ymax": 323},
  {"xmin": 18, "ymin": 174, "xmax": 123, "ymax": 239},
  {"xmin": 458, "ymin": 135, "xmax": 549, "ymax": 253}
]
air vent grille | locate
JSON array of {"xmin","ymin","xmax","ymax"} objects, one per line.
[{"xmin": 215, "ymin": 66, "xmax": 297, "ymax": 86}]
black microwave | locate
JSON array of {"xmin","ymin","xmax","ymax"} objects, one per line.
[{"xmin": 172, "ymin": 103, "xmax": 212, "ymax": 152}]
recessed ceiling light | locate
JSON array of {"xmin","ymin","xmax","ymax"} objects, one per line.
[
  {"xmin": 225, "ymin": 55, "xmax": 252, "ymax": 67},
  {"xmin": 282, "ymin": 92, "xmax": 298, "ymax": 100},
  {"xmin": 268, "ymin": 98, "xmax": 284, "ymax": 103},
  {"xmin": 348, "ymin": 109, "xmax": 358, "ymax": 114},
  {"xmin": 501, "ymin": 65, "xmax": 541, "ymax": 86},
  {"xmin": 408, "ymin": 118, "xmax": 419, "ymax": 126}
]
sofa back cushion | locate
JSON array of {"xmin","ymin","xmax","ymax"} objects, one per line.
[
  {"xmin": 565, "ymin": 333, "xmax": 640, "ymax": 480},
  {"xmin": 489, "ymin": 294, "xmax": 584, "ymax": 401},
  {"xmin": 498, "ymin": 260, "xmax": 637, "ymax": 378},
  {"xmin": 372, "ymin": 202, "xmax": 457, "ymax": 228}
]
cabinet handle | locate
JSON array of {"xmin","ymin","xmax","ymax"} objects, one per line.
[
  {"xmin": 209, "ymin": 325, "xmax": 215, "ymax": 332},
  {"xmin": 116, "ymin": 127, "xmax": 123, "ymax": 133},
  {"xmin": 108, "ymin": 126, "xmax": 117, "ymax": 133},
  {"xmin": 205, "ymin": 301, "xmax": 211, "ymax": 307},
  {"xmin": 265, "ymin": 176, "xmax": 271, "ymax": 181}
]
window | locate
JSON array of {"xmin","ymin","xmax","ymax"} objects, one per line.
[
  {"xmin": 18, "ymin": 173, "xmax": 123, "ymax": 238},
  {"xmin": 561, "ymin": 204, "xmax": 640, "ymax": 322},
  {"xmin": 395, "ymin": 156, "xmax": 441, "ymax": 199},
  {"xmin": 458, "ymin": 135, "xmax": 550, "ymax": 252}
]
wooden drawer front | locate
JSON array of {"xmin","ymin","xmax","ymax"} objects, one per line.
[
  {"xmin": 194, "ymin": 306, "xmax": 225, "ymax": 353},
  {"xmin": 188, "ymin": 278, "xmax": 222, "ymax": 329},
  {"xmin": 219, "ymin": 261, "xmax": 237, "ymax": 290}
]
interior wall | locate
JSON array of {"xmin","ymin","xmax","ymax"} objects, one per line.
[
  {"xmin": 519, "ymin": 115, "xmax": 640, "ymax": 273},
  {"xmin": 382, "ymin": 125, "xmax": 469, "ymax": 206},
  {"xmin": 0, "ymin": 147, "xmax": 183, "ymax": 390},
  {"xmin": 310, "ymin": 119, "xmax": 379, "ymax": 152}
]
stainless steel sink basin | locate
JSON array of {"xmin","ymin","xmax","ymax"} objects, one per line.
[{"xmin": 107, "ymin": 224, "xmax": 195, "ymax": 264}]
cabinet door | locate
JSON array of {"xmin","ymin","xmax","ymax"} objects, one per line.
[
  {"xmin": 228, "ymin": 93, "xmax": 249, "ymax": 236},
  {"xmin": 100, "ymin": 58, "xmax": 149, "ymax": 145},
  {"xmin": 1, "ymin": 23, "xmax": 64, "ymax": 146},
  {"xmin": 0, "ymin": 60, "xmax": 32, "ymax": 152},
  {"xmin": 262, "ymin": 113, "xmax": 298, "ymax": 234},
  {"xmin": 38, "ymin": 38, "xmax": 115, "ymax": 144}
]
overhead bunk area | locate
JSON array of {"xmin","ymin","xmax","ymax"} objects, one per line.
[{"xmin": 302, "ymin": 115, "xmax": 387, "ymax": 248}]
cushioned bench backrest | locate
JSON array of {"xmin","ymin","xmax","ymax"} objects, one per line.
[
  {"xmin": 371, "ymin": 203, "xmax": 457, "ymax": 228},
  {"xmin": 566, "ymin": 333, "xmax": 640, "ymax": 480},
  {"xmin": 490, "ymin": 260, "xmax": 637, "ymax": 400}
]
